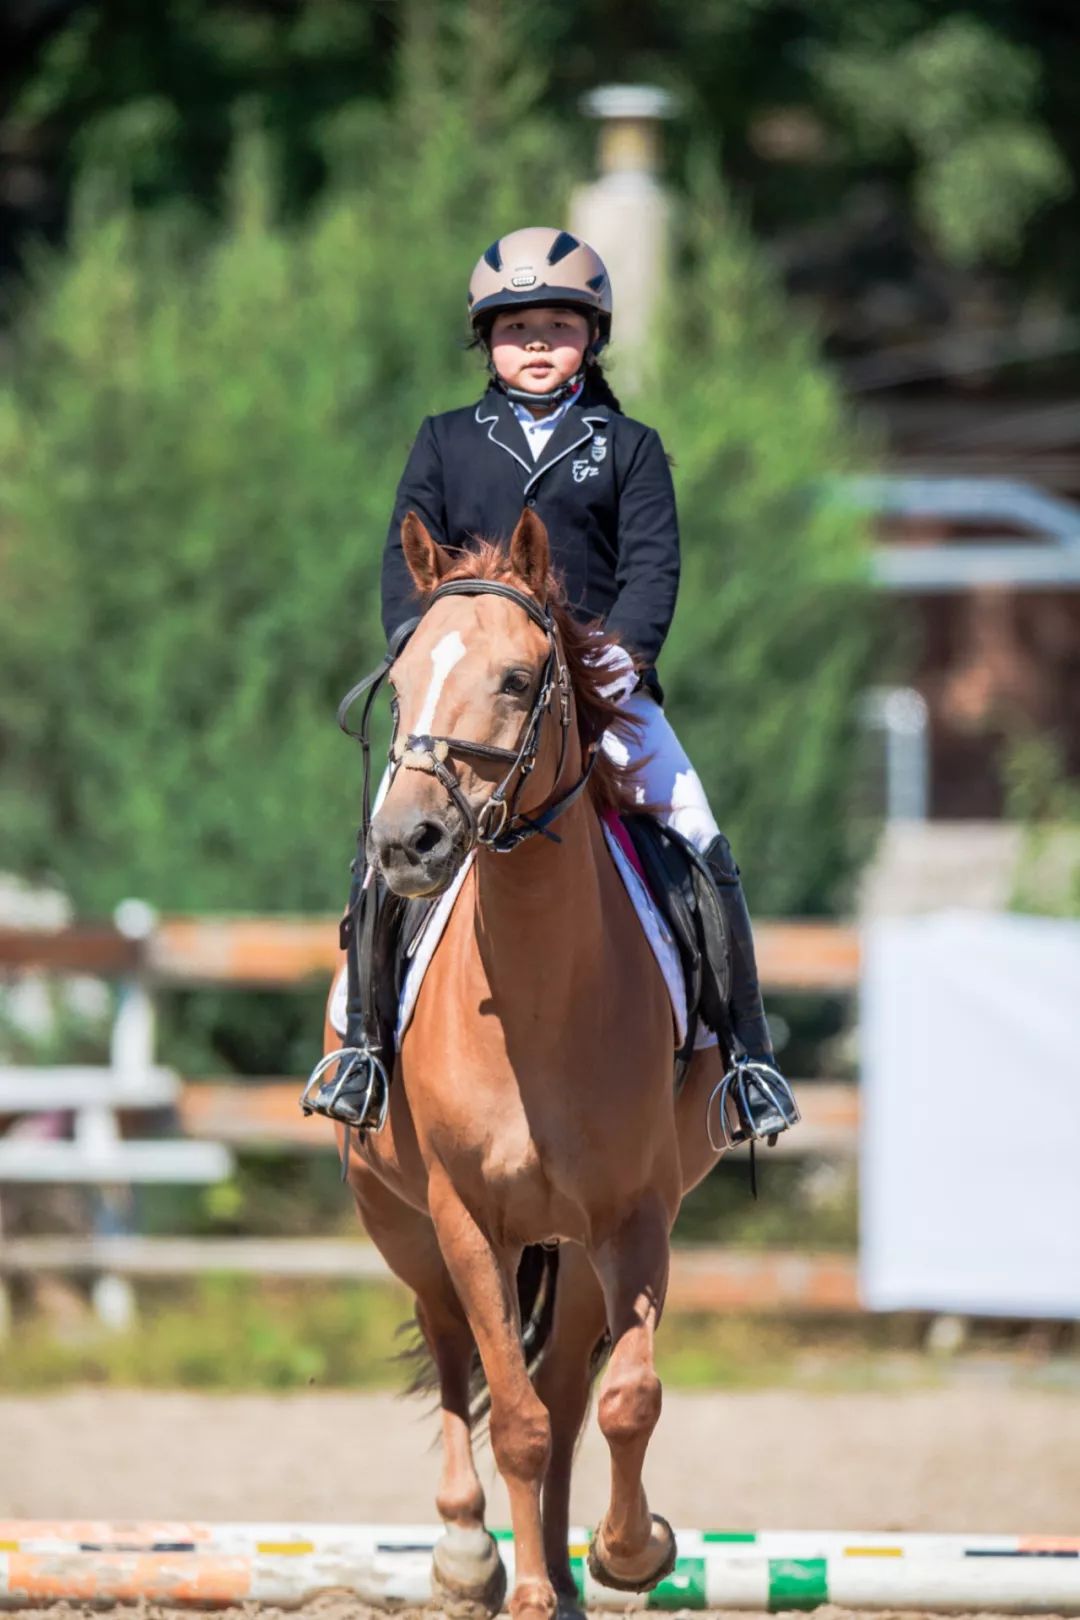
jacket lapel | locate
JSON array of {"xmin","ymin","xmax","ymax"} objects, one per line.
[
  {"xmin": 524, "ymin": 405, "xmax": 610, "ymax": 497},
  {"xmin": 474, "ymin": 391, "xmax": 532, "ymax": 477}
]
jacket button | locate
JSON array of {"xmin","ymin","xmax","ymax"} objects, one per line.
[{"xmin": 526, "ymin": 497, "xmax": 537, "ymax": 508}]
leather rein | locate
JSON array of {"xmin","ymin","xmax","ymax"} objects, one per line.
[{"xmin": 337, "ymin": 578, "xmax": 598, "ymax": 857}]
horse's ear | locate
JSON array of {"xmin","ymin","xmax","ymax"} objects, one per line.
[
  {"xmin": 401, "ymin": 512, "xmax": 453, "ymax": 596},
  {"xmin": 508, "ymin": 507, "xmax": 550, "ymax": 598}
]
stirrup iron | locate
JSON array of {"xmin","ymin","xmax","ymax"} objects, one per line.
[
  {"xmin": 707, "ymin": 1055, "xmax": 801, "ymax": 1151},
  {"xmin": 300, "ymin": 1042, "xmax": 390, "ymax": 1133}
]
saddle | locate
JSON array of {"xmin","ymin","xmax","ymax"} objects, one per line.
[{"xmin": 344, "ymin": 873, "xmax": 419, "ymax": 1072}]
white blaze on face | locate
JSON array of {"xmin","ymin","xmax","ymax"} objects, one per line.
[{"xmin": 415, "ymin": 630, "xmax": 467, "ymax": 735}]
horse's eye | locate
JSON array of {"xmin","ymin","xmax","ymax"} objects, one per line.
[{"xmin": 501, "ymin": 669, "xmax": 532, "ymax": 697}]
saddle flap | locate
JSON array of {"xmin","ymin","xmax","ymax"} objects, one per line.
[
  {"xmin": 623, "ymin": 814, "xmax": 732, "ymax": 1048},
  {"xmin": 342, "ymin": 880, "xmax": 435, "ymax": 1063}
]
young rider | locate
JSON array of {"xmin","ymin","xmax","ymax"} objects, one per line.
[{"xmin": 352, "ymin": 226, "xmax": 799, "ymax": 1144}]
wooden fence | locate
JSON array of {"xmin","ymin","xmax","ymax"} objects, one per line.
[
  {"xmin": 2, "ymin": 917, "xmax": 861, "ymax": 989},
  {"xmin": 0, "ymin": 915, "xmax": 861, "ymax": 1321}
]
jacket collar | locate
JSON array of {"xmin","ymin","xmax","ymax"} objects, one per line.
[
  {"xmin": 474, "ymin": 389, "xmax": 533, "ymax": 476},
  {"xmin": 474, "ymin": 387, "xmax": 611, "ymax": 495}
]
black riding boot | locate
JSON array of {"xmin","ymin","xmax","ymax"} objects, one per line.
[
  {"xmin": 300, "ymin": 863, "xmax": 394, "ymax": 1132},
  {"xmin": 704, "ymin": 832, "xmax": 801, "ymax": 1145}
]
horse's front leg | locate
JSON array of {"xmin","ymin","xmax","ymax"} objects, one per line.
[
  {"xmin": 429, "ymin": 1175, "xmax": 557, "ymax": 1620},
  {"xmin": 419, "ymin": 1287, "xmax": 510, "ymax": 1616},
  {"xmin": 586, "ymin": 1189, "xmax": 678, "ymax": 1593},
  {"xmin": 348, "ymin": 1164, "xmax": 504, "ymax": 1616}
]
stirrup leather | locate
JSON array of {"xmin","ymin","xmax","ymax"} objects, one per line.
[
  {"xmin": 300, "ymin": 1040, "xmax": 390, "ymax": 1133},
  {"xmin": 707, "ymin": 1055, "xmax": 801, "ymax": 1150}
]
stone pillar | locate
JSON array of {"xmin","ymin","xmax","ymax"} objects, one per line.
[{"xmin": 569, "ymin": 84, "xmax": 677, "ymax": 394}]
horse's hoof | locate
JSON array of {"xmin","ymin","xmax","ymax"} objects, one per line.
[
  {"xmin": 508, "ymin": 1575, "xmax": 558, "ymax": 1620},
  {"xmin": 586, "ymin": 1512, "xmax": 677, "ymax": 1593},
  {"xmin": 431, "ymin": 1526, "xmax": 508, "ymax": 1618}
]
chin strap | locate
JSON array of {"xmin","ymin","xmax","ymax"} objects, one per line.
[{"xmin": 491, "ymin": 367, "xmax": 586, "ymax": 409}]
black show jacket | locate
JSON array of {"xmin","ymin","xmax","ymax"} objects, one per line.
[{"xmin": 380, "ymin": 385, "xmax": 680, "ymax": 669}]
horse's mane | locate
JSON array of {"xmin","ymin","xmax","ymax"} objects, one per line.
[{"xmin": 438, "ymin": 543, "xmax": 641, "ymax": 816}]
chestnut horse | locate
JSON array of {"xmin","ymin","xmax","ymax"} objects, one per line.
[{"xmin": 324, "ymin": 509, "xmax": 729, "ymax": 1620}]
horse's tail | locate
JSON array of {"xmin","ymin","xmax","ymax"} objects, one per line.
[
  {"xmin": 398, "ymin": 1242, "xmax": 561, "ymax": 1431},
  {"xmin": 467, "ymin": 1243, "xmax": 560, "ymax": 1426}
]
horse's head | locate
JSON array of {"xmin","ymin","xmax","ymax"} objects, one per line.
[{"xmin": 369, "ymin": 508, "xmax": 581, "ymax": 897}]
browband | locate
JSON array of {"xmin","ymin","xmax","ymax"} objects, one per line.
[{"xmin": 427, "ymin": 576, "xmax": 553, "ymax": 634}]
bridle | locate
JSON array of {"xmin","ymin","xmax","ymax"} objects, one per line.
[{"xmin": 337, "ymin": 577, "xmax": 597, "ymax": 857}]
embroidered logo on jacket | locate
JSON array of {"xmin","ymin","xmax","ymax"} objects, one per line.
[
  {"xmin": 572, "ymin": 459, "xmax": 599, "ymax": 483},
  {"xmin": 591, "ymin": 435, "xmax": 608, "ymax": 463}
]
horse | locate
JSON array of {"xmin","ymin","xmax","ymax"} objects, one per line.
[{"xmin": 322, "ymin": 507, "xmax": 730, "ymax": 1620}]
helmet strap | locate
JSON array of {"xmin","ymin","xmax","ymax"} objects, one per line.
[{"xmin": 491, "ymin": 365, "xmax": 586, "ymax": 409}]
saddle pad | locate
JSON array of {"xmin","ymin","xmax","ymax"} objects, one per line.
[{"xmin": 329, "ymin": 832, "xmax": 715, "ymax": 1052}]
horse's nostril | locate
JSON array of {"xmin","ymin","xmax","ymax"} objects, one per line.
[{"xmin": 410, "ymin": 819, "xmax": 446, "ymax": 856}]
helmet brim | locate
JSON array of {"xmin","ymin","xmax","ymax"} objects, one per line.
[
  {"xmin": 471, "ymin": 286, "xmax": 604, "ymax": 320},
  {"xmin": 470, "ymin": 288, "xmax": 611, "ymax": 351}
]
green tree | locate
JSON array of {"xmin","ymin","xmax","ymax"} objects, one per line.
[
  {"xmin": 818, "ymin": 14, "xmax": 1069, "ymax": 266},
  {"xmin": 7, "ymin": 2, "xmax": 1076, "ymax": 292},
  {"xmin": 0, "ymin": 20, "xmax": 569, "ymax": 914},
  {"xmin": 1004, "ymin": 731, "xmax": 1080, "ymax": 917},
  {"xmin": 646, "ymin": 164, "xmax": 877, "ymax": 914}
]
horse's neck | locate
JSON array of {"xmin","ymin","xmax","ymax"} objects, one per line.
[{"xmin": 472, "ymin": 798, "xmax": 608, "ymax": 973}]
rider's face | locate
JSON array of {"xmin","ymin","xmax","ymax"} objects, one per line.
[{"xmin": 489, "ymin": 307, "xmax": 591, "ymax": 403}]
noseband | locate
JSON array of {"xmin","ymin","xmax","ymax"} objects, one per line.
[{"xmin": 337, "ymin": 578, "xmax": 597, "ymax": 856}]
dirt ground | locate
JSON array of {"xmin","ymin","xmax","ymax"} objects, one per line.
[{"xmin": 3, "ymin": 1386, "xmax": 1078, "ymax": 1618}]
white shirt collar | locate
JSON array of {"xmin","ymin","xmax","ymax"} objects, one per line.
[{"xmin": 510, "ymin": 380, "xmax": 583, "ymax": 460}]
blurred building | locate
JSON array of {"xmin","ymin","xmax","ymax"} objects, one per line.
[
  {"xmin": 865, "ymin": 474, "xmax": 1080, "ymax": 818},
  {"xmin": 859, "ymin": 473, "xmax": 1080, "ymax": 914}
]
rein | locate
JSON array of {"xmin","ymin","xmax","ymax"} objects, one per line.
[{"xmin": 338, "ymin": 578, "xmax": 597, "ymax": 857}]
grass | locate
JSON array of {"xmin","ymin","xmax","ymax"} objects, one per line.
[
  {"xmin": 1, "ymin": 1277, "xmax": 413, "ymax": 1393},
  {"xmin": 674, "ymin": 1156, "xmax": 858, "ymax": 1250},
  {"xmin": 7, "ymin": 1275, "xmax": 1079, "ymax": 1396}
]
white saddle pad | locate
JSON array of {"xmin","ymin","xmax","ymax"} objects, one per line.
[{"xmin": 329, "ymin": 826, "xmax": 715, "ymax": 1052}]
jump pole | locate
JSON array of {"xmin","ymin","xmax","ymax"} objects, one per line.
[
  {"xmin": 5, "ymin": 1522, "xmax": 1078, "ymax": 1557},
  {"xmin": 2, "ymin": 1524, "xmax": 1079, "ymax": 1613}
]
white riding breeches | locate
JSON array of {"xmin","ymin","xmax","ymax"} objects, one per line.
[{"xmin": 596, "ymin": 647, "xmax": 720, "ymax": 854}]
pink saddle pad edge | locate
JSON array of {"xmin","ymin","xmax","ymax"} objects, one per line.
[{"xmin": 600, "ymin": 807, "xmax": 648, "ymax": 886}]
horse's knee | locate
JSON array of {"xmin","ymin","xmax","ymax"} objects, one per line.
[
  {"xmin": 598, "ymin": 1367, "xmax": 662, "ymax": 1447},
  {"xmin": 490, "ymin": 1399, "xmax": 551, "ymax": 1483}
]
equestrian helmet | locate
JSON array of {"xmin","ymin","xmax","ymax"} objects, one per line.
[{"xmin": 468, "ymin": 226, "xmax": 612, "ymax": 349}]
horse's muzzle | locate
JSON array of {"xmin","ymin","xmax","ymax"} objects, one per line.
[{"xmin": 367, "ymin": 808, "xmax": 466, "ymax": 898}]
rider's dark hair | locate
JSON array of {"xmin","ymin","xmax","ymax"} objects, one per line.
[{"xmin": 580, "ymin": 359, "xmax": 623, "ymax": 414}]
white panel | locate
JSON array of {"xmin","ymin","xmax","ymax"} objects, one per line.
[{"xmin": 861, "ymin": 911, "xmax": 1080, "ymax": 1316}]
